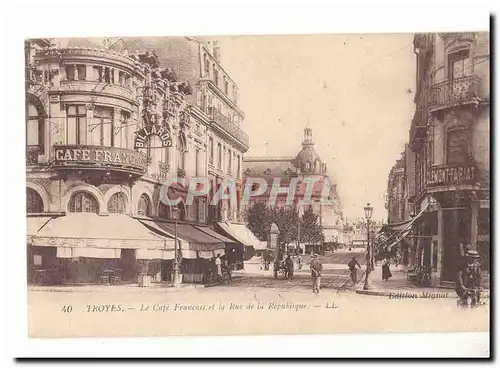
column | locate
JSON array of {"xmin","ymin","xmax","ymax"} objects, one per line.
[
  {"xmin": 470, "ymin": 201, "xmax": 479, "ymax": 251},
  {"xmin": 73, "ymin": 65, "xmax": 78, "ymax": 81}
]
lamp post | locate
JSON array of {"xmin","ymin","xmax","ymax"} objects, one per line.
[
  {"xmin": 171, "ymin": 206, "xmax": 181, "ymax": 287},
  {"xmin": 363, "ymin": 202, "xmax": 374, "ymax": 290}
]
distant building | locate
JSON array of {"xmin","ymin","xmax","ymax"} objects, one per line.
[{"xmin": 243, "ymin": 127, "xmax": 349, "ymax": 249}]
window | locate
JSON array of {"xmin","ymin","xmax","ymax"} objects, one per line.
[
  {"xmin": 213, "ymin": 64, "xmax": 218, "ymax": 86},
  {"xmin": 217, "ymin": 143, "xmax": 222, "ymax": 168},
  {"xmin": 26, "ymin": 188, "xmax": 43, "ymax": 213},
  {"xmin": 77, "ymin": 65, "xmax": 86, "ymax": 80},
  {"xmin": 107, "ymin": 192, "xmax": 127, "ymax": 214},
  {"xmin": 223, "ymin": 76, "xmax": 228, "ymax": 94},
  {"xmin": 91, "ymin": 106, "xmax": 114, "ymax": 146},
  {"xmin": 228, "ymin": 149, "xmax": 232, "ymax": 172},
  {"xmin": 26, "ymin": 102, "xmax": 44, "ymax": 152},
  {"xmin": 93, "ymin": 66, "xmax": 103, "ymax": 82},
  {"xmin": 237, "ymin": 155, "xmax": 241, "ymax": 177},
  {"xmin": 115, "ymin": 110, "xmax": 131, "ymax": 149},
  {"xmin": 195, "ymin": 148, "xmax": 200, "ymax": 176},
  {"xmin": 209, "ymin": 137, "xmax": 214, "ymax": 165},
  {"xmin": 448, "ymin": 49, "xmax": 471, "ymax": 80},
  {"xmin": 65, "ymin": 65, "xmax": 75, "ymax": 80},
  {"xmin": 446, "ymin": 128, "xmax": 468, "ymax": 165},
  {"xmin": 204, "ymin": 54, "xmax": 209, "ymax": 77},
  {"xmin": 66, "ymin": 105, "xmax": 86, "ymax": 145},
  {"xmin": 68, "ymin": 192, "xmax": 99, "ymax": 213},
  {"xmin": 137, "ymin": 194, "xmax": 151, "ymax": 216}
]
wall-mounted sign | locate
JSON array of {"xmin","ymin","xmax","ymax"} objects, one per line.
[
  {"xmin": 134, "ymin": 124, "xmax": 173, "ymax": 149},
  {"xmin": 53, "ymin": 145, "xmax": 148, "ymax": 174},
  {"xmin": 426, "ymin": 164, "xmax": 477, "ymax": 187}
]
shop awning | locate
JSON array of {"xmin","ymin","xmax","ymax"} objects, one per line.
[
  {"xmin": 194, "ymin": 225, "xmax": 235, "ymax": 246},
  {"xmin": 379, "ymin": 203, "xmax": 431, "ymax": 251},
  {"xmin": 57, "ymin": 247, "xmax": 121, "ymax": 259},
  {"xmin": 136, "ymin": 249, "xmax": 175, "ymax": 260},
  {"xmin": 216, "ymin": 222, "xmax": 268, "ymax": 250},
  {"xmin": 27, "ymin": 216, "xmax": 52, "ymax": 236},
  {"xmin": 142, "ymin": 221, "xmax": 225, "ymax": 252},
  {"xmin": 31, "ymin": 213, "xmax": 174, "ymax": 250}
]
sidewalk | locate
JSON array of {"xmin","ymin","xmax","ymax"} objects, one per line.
[
  {"xmin": 28, "ymin": 282, "xmax": 205, "ymax": 293},
  {"xmin": 355, "ymin": 266, "xmax": 490, "ymax": 299}
]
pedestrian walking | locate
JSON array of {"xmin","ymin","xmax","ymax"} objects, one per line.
[
  {"xmin": 348, "ymin": 256, "xmax": 361, "ymax": 284},
  {"xmin": 382, "ymin": 258, "xmax": 392, "ymax": 281},
  {"xmin": 310, "ymin": 253, "xmax": 323, "ymax": 294},
  {"xmin": 215, "ymin": 253, "xmax": 223, "ymax": 283}
]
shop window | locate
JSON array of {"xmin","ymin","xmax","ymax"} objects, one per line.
[
  {"xmin": 26, "ymin": 102, "xmax": 44, "ymax": 153},
  {"xmin": 66, "ymin": 105, "xmax": 86, "ymax": 145},
  {"xmin": 107, "ymin": 192, "xmax": 127, "ymax": 214},
  {"xmin": 446, "ymin": 128, "xmax": 468, "ymax": 165},
  {"xmin": 68, "ymin": 192, "xmax": 99, "ymax": 213},
  {"xmin": 137, "ymin": 194, "xmax": 151, "ymax": 217},
  {"xmin": 91, "ymin": 106, "xmax": 114, "ymax": 146},
  {"xmin": 26, "ymin": 188, "xmax": 44, "ymax": 213},
  {"xmin": 478, "ymin": 208, "xmax": 490, "ymax": 235}
]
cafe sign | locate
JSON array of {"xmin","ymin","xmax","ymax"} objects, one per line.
[
  {"xmin": 134, "ymin": 124, "xmax": 173, "ymax": 149},
  {"xmin": 426, "ymin": 164, "xmax": 477, "ymax": 187},
  {"xmin": 53, "ymin": 145, "xmax": 148, "ymax": 174}
]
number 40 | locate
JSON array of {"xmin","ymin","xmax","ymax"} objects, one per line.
[{"xmin": 61, "ymin": 305, "xmax": 73, "ymax": 313}]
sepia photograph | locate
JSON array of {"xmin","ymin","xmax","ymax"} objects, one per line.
[{"xmin": 6, "ymin": 2, "xmax": 492, "ymax": 358}]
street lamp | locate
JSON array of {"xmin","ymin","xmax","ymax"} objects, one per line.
[
  {"xmin": 363, "ymin": 202, "xmax": 374, "ymax": 290},
  {"xmin": 171, "ymin": 206, "xmax": 181, "ymax": 287}
]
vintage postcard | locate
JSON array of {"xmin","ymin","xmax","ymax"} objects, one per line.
[{"xmin": 25, "ymin": 32, "xmax": 490, "ymax": 341}]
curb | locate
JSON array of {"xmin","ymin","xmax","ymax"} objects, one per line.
[
  {"xmin": 355, "ymin": 289, "xmax": 490, "ymax": 299},
  {"xmin": 28, "ymin": 284, "xmax": 204, "ymax": 293}
]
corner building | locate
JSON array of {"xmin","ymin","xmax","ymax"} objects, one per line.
[
  {"xmin": 25, "ymin": 38, "xmax": 242, "ymax": 285},
  {"xmin": 407, "ymin": 32, "xmax": 490, "ymax": 286}
]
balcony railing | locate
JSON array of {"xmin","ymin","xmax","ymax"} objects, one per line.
[
  {"xmin": 52, "ymin": 145, "xmax": 147, "ymax": 175},
  {"xmin": 430, "ymin": 75, "xmax": 481, "ymax": 111},
  {"xmin": 426, "ymin": 163, "xmax": 478, "ymax": 187},
  {"xmin": 59, "ymin": 80, "xmax": 137, "ymax": 103},
  {"xmin": 209, "ymin": 108, "xmax": 249, "ymax": 148}
]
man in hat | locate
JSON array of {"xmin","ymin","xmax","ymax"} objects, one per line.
[
  {"xmin": 456, "ymin": 250, "xmax": 482, "ymax": 306},
  {"xmin": 310, "ymin": 253, "xmax": 323, "ymax": 294}
]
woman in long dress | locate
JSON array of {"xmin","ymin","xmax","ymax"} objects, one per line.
[{"xmin": 382, "ymin": 258, "xmax": 392, "ymax": 281}]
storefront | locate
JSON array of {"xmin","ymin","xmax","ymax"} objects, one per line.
[
  {"xmin": 27, "ymin": 213, "xmax": 174, "ymax": 285},
  {"xmin": 216, "ymin": 221, "xmax": 267, "ymax": 261},
  {"xmin": 140, "ymin": 220, "xmax": 231, "ymax": 284}
]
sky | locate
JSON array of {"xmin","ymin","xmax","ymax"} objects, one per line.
[{"xmin": 214, "ymin": 34, "xmax": 417, "ymax": 223}]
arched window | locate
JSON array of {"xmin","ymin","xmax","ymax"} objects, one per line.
[
  {"xmin": 137, "ymin": 194, "xmax": 151, "ymax": 217},
  {"xmin": 68, "ymin": 191, "xmax": 99, "ymax": 213},
  {"xmin": 26, "ymin": 188, "xmax": 44, "ymax": 213},
  {"xmin": 107, "ymin": 192, "xmax": 127, "ymax": 214}
]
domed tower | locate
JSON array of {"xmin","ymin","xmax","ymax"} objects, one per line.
[{"xmin": 295, "ymin": 127, "xmax": 326, "ymax": 174}]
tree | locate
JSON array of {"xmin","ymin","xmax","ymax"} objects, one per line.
[
  {"xmin": 300, "ymin": 207, "xmax": 325, "ymax": 253},
  {"xmin": 243, "ymin": 202, "xmax": 273, "ymax": 241},
  {"xmin": 273, "ymin": 207, "xmax": 299, "ymax": 247}
]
